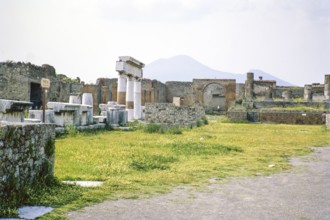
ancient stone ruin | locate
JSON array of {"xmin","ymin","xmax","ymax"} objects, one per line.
[
  {"xmin": 229, "ymin": 73, "xmax": 330, "ymax": 124},
  {"xmin": 0, "ymin": 55, "xmax": 330, "ymax": 204}
]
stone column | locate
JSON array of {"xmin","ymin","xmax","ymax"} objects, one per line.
[
  {"xmin": 324, "ymin": 75, "xmax": 330, "ymax": 100},
  {"xmin": 126, "ymin": 75, "xmax": 134, "ymax": 121},
  {"xmin": 117, "ymin": 73, "xmax": 127, "ymax": 105},
  {"xmin": 304, "ymin": 84, "xmax": 312, "ymax": 101},
  {"xmin": 245, "ymin": 72, "xmax": 254, "ymax": 100},
  {"xmin": 134, "ymin": 78, "xmax": 142, "ymax": 119},
  {"xmin": 82, "ymin": 93, "xmax": 93, "ymax": 124}
]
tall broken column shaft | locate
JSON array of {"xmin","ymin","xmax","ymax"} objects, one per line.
[
  {"xmin": 126, "ymin": 75, "xmax": 134, "ymax": 121},
  {"xmin": 324, "ymin": 75, "xmax": 330, "ymax": 100},
  {"xmin": 117, "ymin": 73, "xmax": 127, "ymax": 105},
  {"xmin": 134, "ymin": 78, "xmax": 142, "ymax": 119},
  {"xmin": 245, "ymin": 72, "xmax": 254, "ymax": 100}
]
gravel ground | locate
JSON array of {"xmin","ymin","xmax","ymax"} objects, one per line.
[{"xmin": 68, "ymin": 146, "xmax": 330, "ymax": 220}]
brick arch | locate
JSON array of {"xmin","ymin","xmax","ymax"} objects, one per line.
[{"xmin": 203, "ymin": 83, "xmax": 226, "ymax": 113}]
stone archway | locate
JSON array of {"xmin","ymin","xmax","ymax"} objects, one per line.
[{"xmin": 203, "ymin": 83, "xmax": 226, "ymax": 113}]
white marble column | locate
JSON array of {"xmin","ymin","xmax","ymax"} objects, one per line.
[
  {"xmin": 126, "ymin": 75, "xmax": 134, "ymax": 121},
  {"xmin": 117, "ymin": 73, "xmax": 127, "ymax": 105},
  {"xmin": 82, "ymin": 93, "xmax": 93, "ymax": 124},
  {"xmin": 134, "ymin": 78, "xmax": 142, "ymax": 119}
]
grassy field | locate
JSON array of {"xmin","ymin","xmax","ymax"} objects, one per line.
[{"xmin": 4, "ymin": 116, "xmax": 330, "ymax": 219}]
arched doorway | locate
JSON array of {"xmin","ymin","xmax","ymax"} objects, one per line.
[{"xmin": 203, "ymin": 83, "xmax": 225, "ymax": 113}]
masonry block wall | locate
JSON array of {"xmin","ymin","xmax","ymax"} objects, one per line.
[
  {"xmin": 144, "ymin": 103, "xmax": 205, "ymax": 127},
  {"xmin": 0, "ymin": 123, "xmax": 56, "ymax": 197},
  {"xmin": 0, "ymin": 62, "xmax": 83, "ymax": 109},
  {"xmin": 165, "ymin": 81, "xmax": 193, "ymax": 105},
  {"xmin": 228, "ymin": 109, "xmax": 325, "ymax": 125},
  {"xmin": 275, "ymin": 87, "xmax": 304, "ymax": 99}
]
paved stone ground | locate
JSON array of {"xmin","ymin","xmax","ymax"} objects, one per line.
[{"xmin": 68, "ymin": 147, "xmax": 330, "ymax": 220}]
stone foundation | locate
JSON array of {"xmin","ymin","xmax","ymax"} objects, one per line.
[
  {"xmin": 228, "ymin": 109, "xmax": 325, "ymax": 125},
  {"xmin": 0, "ymin": 122, "xmax": 55, "ymax": 197},
  {"xmin": 246, "ymin": 101, "xmax": 330, "ymax": 110}
]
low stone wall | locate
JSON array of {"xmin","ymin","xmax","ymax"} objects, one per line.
[
  {"xmin": 228, "ymin": 109, "xmax": 325, "ymax": 125},
  {"xmin": 0, "ymin": 122, "xmax": 55, "ymax": 197},
  {"xmin": 326, "ymin": 114, "xmax": 330, "ymax": 130},
  {"xmin": 260, "ymin": 110, "xmax": 323, "ymax": 124},
  {"xmin": 251, "ymin": 101, "xmax": 330, "ymax": 109},
  {"xmin": 227, "ymin": 110, "xmax": 247, "ymax": 121},
  {"xmin": 144, "ymin": 103, "xmax": 205, "ymax": 127}
]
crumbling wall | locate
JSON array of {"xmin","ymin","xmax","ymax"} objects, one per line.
[
  {"xmin": 0, "ymin": 122, "xmax": 55, "ymax": 197},
  {"xmin": 275, "ymin": 87, "xmax": 304, "ymax": 99},
  {"xmin": 253, "ymin": 80, "xmax": 276, "ymax": 99},
  {"xmin": 236, "ymin": 83, "xmax": 245, "ymax": 100},
  {"xmin": 144, "ymin": 103, "xmax": 205, "ymax": 127},
  {"xmin": 0, "ymin": 62, "xmax": 83, "ymax": 108},
  {"xmin": 165, "ymin": 81, "xmax": 193, "ymax": 105},
  {"xmin": 142, "ymin": 79, "xmax": 167, "ymax": 104},
  {"xmin": 192, "ymin": 79, "xmax": 236, "ymax": 112}
]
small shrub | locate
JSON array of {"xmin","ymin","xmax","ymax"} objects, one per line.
[
  {"xmin": 166, "ymin": 127, "xmax": 182, "ymax": 135},
  {"xmin": 144, "ymin": 123, "xmax": 163, "ymax": 133},
  {"xmin": 196, "ymin": 119, "xmax": 203, "ymax": 127},
  {"xmin": 65, "ymin": 126, "xmax": 79, "ymax": 136},
  {"xmin": 235, "ymin": 99, "xmax": 243, "ymax": 105},
  {"xmin": 202, "ymin": 117, "xmax": 209, "ymax": 125}
]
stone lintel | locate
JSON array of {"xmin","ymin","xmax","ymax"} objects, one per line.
[{"xmin": 118, "ymin": 56, "xmax": 145, "ymax": 68}]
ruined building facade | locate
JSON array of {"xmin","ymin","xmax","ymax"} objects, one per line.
[
  {"xmin": 1, "ymin": 61, "xmax": 329, "ymax": 115},
  {"xmin": 0, "ymin": 62, "xmax": 84, "ymax": 109},
  {"xmin": 82, "ymin": 78, "xmax": 236, "ymax": 114}
]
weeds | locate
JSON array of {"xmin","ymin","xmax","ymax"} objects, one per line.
[{"xmin": 2, "ymin": 116, "xmax": 329, "ymax": 219}]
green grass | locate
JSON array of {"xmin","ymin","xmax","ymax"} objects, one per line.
[{"xmin": 4, "ymin": 116, "xmax": 330, "ymax": 219}]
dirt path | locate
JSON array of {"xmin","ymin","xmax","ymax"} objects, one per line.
[{"xmin": 68, "ymin": 147, "xmax": 330, "ymax": 220}]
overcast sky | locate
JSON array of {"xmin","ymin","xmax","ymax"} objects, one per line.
[{"xmin": 0, "ymin": 0, "xmax": 329, "ymax": 85}]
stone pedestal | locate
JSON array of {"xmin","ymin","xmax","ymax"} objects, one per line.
[
  {"xmin": 69, "ymin": 95, "xmax": 81, "ymax": 104},
  {"xmin": 98, "ymin": 102, "xmax": 128, "ymax": 127},
  {"xmin": 0, "ymin": 99, "xmax": 32, "ymax": 122}
]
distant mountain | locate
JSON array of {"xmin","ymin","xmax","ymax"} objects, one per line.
[
  {"xmin": 248, "ymin": 69, "xmax": 295, "ymax": 86},
  {"xmin": 143, "ymin": 55, "xmax": 294, "ymax": 86}
]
